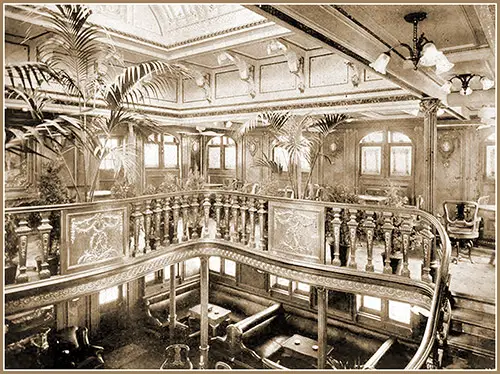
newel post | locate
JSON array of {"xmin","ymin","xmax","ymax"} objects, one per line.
[
  {"xmin": 400, "ymin": 214, "xmax": 413, "ymax": 278},
  {"xmin": 421, "ymin": 222, "xmax": 434, "ymax": 283},
  {"xmin": 382, "ymin": 212, "xmax": 394, "ymax": 274}
]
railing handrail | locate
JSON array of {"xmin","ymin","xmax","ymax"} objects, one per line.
[{"xmin": 4, "ymin": 189, "xmax": 451, "ymax": 369}]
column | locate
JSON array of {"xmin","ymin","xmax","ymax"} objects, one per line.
[
  {"xmin": 199, "ymin": 257, "xmax": 209, "ymax": 369},
  {"xmin": 420, "ymin": 98, "xmax": 440, "ymax": 214},
  {"xmin": 168, "ymin": 264, "xmax": 177, "ymax": 342},
  {"xmin": 317, "ymin": 287, "xmax": 328, "ymax": 369}
]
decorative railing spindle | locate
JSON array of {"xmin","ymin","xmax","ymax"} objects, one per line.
[
  {"xmin": 223, "ymin": 194, "xmax": 231, "ymax": 241},
  {"xmin": 240, "ymin": 197, "xmax": 248, "ymax": 244},
  {"xmin": 382, "ymin": 212, "xmax": 394, "ymax": 274},
  {"xmin": 347, "ymin": 209, "xmax": 358, "ymax": 269},
  {"xmin": 231, "ymin": 196, "xmax": 240, "ymax": 243},
  {"xmin": 181, "ymin": 195, "xmax": 190, "ymax": 242},
  {"xmin": 258, "ymin": 199, "xmax": 267, "ymax": 250},
  {"xmin": 15, "ymin": 215, "xmax": 30, "ymax": 283},
  {"xmin": 248, "ymin": 197, "xmax": 256, "ymax": 247},
  {"xmin": 143, "ymin": 199, "xmax": 153, "ymax": 254},
  {"xmin": 162, "ymin": 198, "xmax": 171, "ymax": 246},
  {"xmin": 172, "ymin": 196, "xmax": 181, "ymax": 244},
  {"xmin": 190, "ymin": 195, "xmax": 200, "ymax": 240},
  {"xmin": 132, "ymin": 202, "xmax": 143, "ymax": 256},
  {"xmin": 153, "ymin": 200, "xmax": 162, "ymax": 249},
  {"xmin": 331, "ymin": 208, "xmax": 342, "ymax": 266},
  {"xmin": 363, "ymin": 211, "xmax": 376, "ymax": 272},
  {"xmin": 202, "ymin": 194, "xmax": 211, "ymax": 238},
  {"xmin": 37, "ymin": 213, "xmax": 52, "ymax": 279},
  {"xmin": 400, "ymin": 214, "xmax": 413, "ymax": 278},
  {"xmin": 214, "ymin": 194, "xmax": 223, "ymax": 239},
  {"xmin": 421, "ymin": 221, "xmax": 434, "ymax": 283}
]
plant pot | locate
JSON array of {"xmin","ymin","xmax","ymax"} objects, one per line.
[
  {"xmin": 381, "ymin": 253, "xmax": 401, "ymax": 274},
  {"xmin": 47, "ymin": 256, "xmax": 59, "ymax": 276},
  {"xmin": 5, "ymin": 263, "xmax": 17, "ymax": 285}
]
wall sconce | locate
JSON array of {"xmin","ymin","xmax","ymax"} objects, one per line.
[
  {"xmin": 370, "ymin": 12, "xmax": 454, "ymax": 75},
  {"xmin": 441, "ymin": 74, "xmax": 495, "ymax": 96},
  {"xmin": 438, "ymin": 135, "xmax": 456, "ymax": 168}
]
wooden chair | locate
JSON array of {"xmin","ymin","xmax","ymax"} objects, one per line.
[
  {"xmin": 442, "ymin": 200, "xmax": 481, "ymax": 263},
  {"xmin": 160, "ymin": 344, "xmax": 193, "ymax": 369}
]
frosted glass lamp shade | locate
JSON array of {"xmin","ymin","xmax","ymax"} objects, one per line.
[
  {"xmin": 419, "ymin": 43, "xmax": 441, "ymax": 66},
  {"xmin": 370, "ymin": 53, "xmax": 390, "ymax": 74},
  {"xmin": 441, "ymin": 81, "xmax": 453, "ymax": 93},
  {"xmin": 434, "ymin": 53, "xmax": 454, "ymax": 75},
  {"xmin": 481, "ymin": 77, "xmax": 495, "ymax": 90},
  {"xmin": 460, "ymin": 86, "xmax": 473, "ymax": 96}
]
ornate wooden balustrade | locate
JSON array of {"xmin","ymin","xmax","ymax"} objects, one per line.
[{"xmin": 4, "ymin": 190, "xmax": 452, "ymax": 369}]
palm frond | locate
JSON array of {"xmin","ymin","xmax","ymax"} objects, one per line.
[
  {"xmin": 261, "ymin": 111, "xmax": 292, "ymax": 135},
  {"xmin": 254, "ymin": 153, "xmax": 284, "ymax": 175},
  {"xmin": 309, "ymin": 113, "xmax": 349, "ymax": 137}
]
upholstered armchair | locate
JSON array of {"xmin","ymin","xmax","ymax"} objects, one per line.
[
  {"xmin": 45, "ymin": 326, "xmax": 104, "ymax": 369},
  {"xmin": 442, "ymin": 200, "xmax": 481, "ymax": 263}
]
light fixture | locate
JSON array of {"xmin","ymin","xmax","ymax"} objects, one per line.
[
  {"xmin": 440, "ymin": 74, "xmax": 495, "ymax": 96},
  {"xmin": 370, "ymin": 12, "xmax": 454, "ymax": 75}
]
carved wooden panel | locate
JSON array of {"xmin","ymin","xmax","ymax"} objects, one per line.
[
  {"xmin": 309, "ymin": 53, "xmax": 348, "ymax": 87},
  {"xmin": 259, "ymin": 62, "xmax": 296, "ymax": 93},
  {"xmin": 268, "ymin": 201, "xmax": 325, "ymax": 263},
  {"xmin": 61, "ymin": 205, "xmax": 129, "ymax": 274}
]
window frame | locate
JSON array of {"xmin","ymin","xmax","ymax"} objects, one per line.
[
  {"xmin": 144, "ymin": 133, "xmax": 180, "ymax": 170},
  {"xmin": 207, "ymin": 136, "xmax": 236, "ymax": 170}
]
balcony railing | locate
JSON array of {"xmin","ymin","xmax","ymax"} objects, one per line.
[{"xmin": 4, "ymin": 189, "xmax": 451, "ymax": 369}]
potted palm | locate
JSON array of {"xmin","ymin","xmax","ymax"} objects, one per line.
[{"xmin": 5, "ymin": 215, "xmax": 19, "ymax": 285}]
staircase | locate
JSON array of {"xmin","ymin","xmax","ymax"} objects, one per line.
[{"xmin": 446, "ymin": 293, "xmax": 495, "ymax": 368}]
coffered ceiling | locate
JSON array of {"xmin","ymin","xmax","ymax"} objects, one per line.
[{"xmin": 4, "ymin": 3, "xmax": 496, "ymax": 127}]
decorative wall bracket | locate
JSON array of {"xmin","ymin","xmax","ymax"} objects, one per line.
[
  {"xmin": 193, "ymin": 71, "xmax": 212, "ymax": 103},
  {"xmin": 267, "ymin": 40, "xmax": 305, "ymax": 93},
  {"xmin": 345, "ymin": 62, "xmax": 361, "ymax": 87},
  {"xmin": 218, "ymin": 51, "xmax": 256, "ymax": 98}
]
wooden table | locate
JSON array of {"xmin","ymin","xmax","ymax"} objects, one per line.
[
  {"xmin": 281, "ymin": 334, "xmax": 333, "ymax": 366},
  {"xmin": 188, "ymin": 303, "xmax": 231, "ymax": 335}
]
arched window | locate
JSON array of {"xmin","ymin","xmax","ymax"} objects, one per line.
[
  {"xmin": 360, "ymin": 130, "xmax": 412, "ymax": 177},
  {"xmin": 144, "ymin": 134, "xmax": 179, "ymax": 169},
  {"xmin": 208, "ymin": 136, "xmax": 236, "ymax": 170}
]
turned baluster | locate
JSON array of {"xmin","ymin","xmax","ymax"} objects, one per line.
[
  {"xmin": 162, "ymin": 198, "xmax": 171, "ymax": 246},
  {"xmin": 240, "ymin": 197, "xmax": 248, "ymax": 244},
  {"xmin": 37, "ymin": 213, "xmax": 52, "ymax": 279},
  {"xmin": 248, "ymin": 197, "xmax": 256, "ymax": 247},
  {"xmin": 181, "ymin": 195, "xmax": 190, "ymax": 241},
  {"xmin": 363, "ymin": 211, "xmax": 376, "ymax": 272},
  {"xmin": 400, "ymin": 214, "xmax": 413, "ymax": 278},
  {"xmin": 143, "ymin": 199, "xmax": 153, "ymax": 253},
  {"xmin": 330, "ymin": 208, "xmax": 342, "ymax": 266},
  {"xmin": 132, "ymin": 202, "xmax": 143, "ymax": 256},
  {"xmin": 347, "ymin": 209, "xmax": 358, "ymax": 269},
  {"xmin": 421, "ymin": 221, "xmax": 434, "ymax": 283},
  {"xmin": 171, "ymin": 196, "xmax": 181, "ymax": 244},
  {"xmin": 190, "ymin": 195, "xmax": 200, "ymax": 240},
  {"xmin": 258, "ymin": 199, "xmax": 267, "ymax": 250},
  {"xmin": 15, "ymin": 215, "xmax": 30, "ymax": 283},
  {"xmin": 214, "ymin": 194, "xmax": 223, "ymax": 239},
  {"xmin": 382, "ymin": 212, "xmax": 394, "ymax": 274},
  {"xmin": 223, "ymin": 194, "xmax": 231, "ymax": 241},
  {"xmin": 202, "ymin": 193, "xmax": 211, "ymax": 238},
  {"xmin": 153, "ymin": 200, "xmax": 162, "ymax": 249},
  {"xmin": 231, "ymin": 196, "xmax": 240, "ymax": 243}
]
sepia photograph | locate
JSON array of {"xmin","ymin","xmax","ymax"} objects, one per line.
[{"xmin": 3, "ymin": 2, "xmax": 496, "ymax": 371}]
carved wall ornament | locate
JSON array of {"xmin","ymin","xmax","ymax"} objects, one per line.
[
  {"xmin": 218, "ymin": 51, "xmax": 256, "ymax": 98},
  {"xmin": 247, "ymin": 137, "xmax": 259, "ymax": 157},
  {"xmin": 346, "ymin": 61, "xmax": 361, "ymax": 87},
  {"xmin": 329, "ymin": 137, "xmax": 343, "ymax": 158},
  {"xmin": 5, "ymin": 242, "xmax": 432, "ymax": 315},
  {"xmin": 438, "ymin": 135, "xmax": 456, "ymax": 168},
  {"xmin": 419, "ymin": 98, "xmax": 441, "ymax": 115},
  {"xmin": 193, "ymin": 71, "xmax": 212, "ymax": 103}
]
